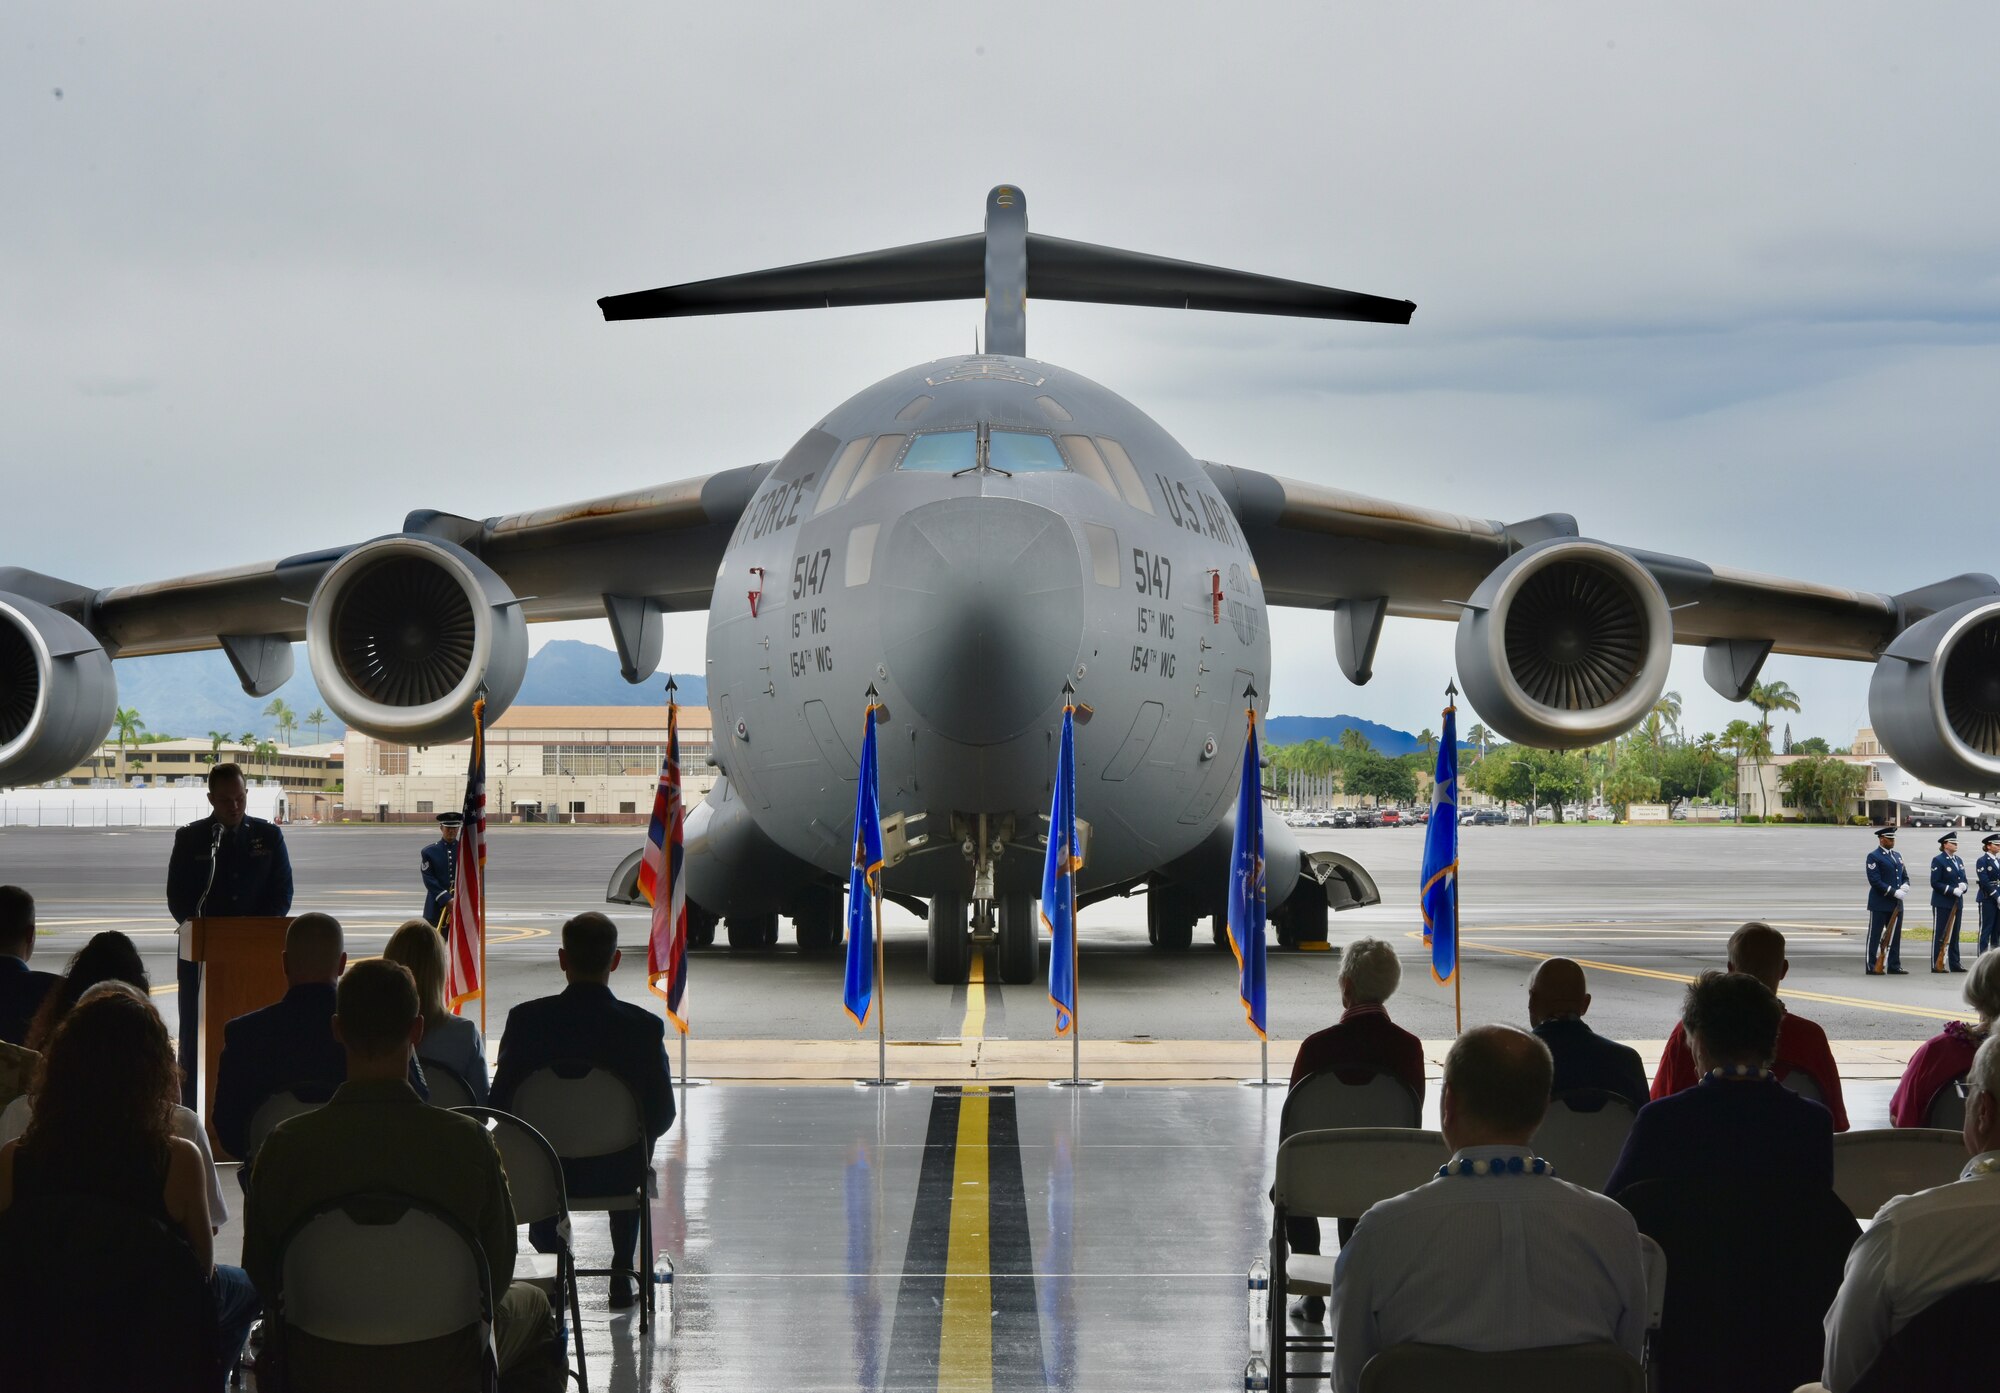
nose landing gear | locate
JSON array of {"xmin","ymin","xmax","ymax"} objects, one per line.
[{"xmin": 926, "ymin": 813, "xmax": 1041, "ymax": 986}]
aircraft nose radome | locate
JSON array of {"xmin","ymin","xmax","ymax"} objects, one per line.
[{"xmin": 878, "ymin": 498, "xmax": 1086, "ymax": 747}]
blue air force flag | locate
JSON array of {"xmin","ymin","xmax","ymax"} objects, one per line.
[
  {"xmin": 1226, "ymin": 707, "xmax": 1268, "ymax": 1038},
  {"xmin": 1421, "ymin": 698, "xmax": 1460, "ymax": 984},
  {"xmin": 1043, "ymin": 702, "xmax": 1081, "ymax": 1034},
  {"xmin": 843, "ymin": 701, "xmax": 885, "ymax": 1028}
]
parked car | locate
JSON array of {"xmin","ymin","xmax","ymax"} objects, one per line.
[
  {"xmin": 1462, "ymin": 809, "xmax": 1507, "ymax": 827},
  {"xmin": 1410, "ymin": 808, "xmax": 1429, "ymax": 825},
  {"xmin": 1329, "ymin": 810, "xmax": 1353, "ymax": 828},
  {"xmin": 1378, "ymin": 809, "xmax": 1403, "ymax": 827}
]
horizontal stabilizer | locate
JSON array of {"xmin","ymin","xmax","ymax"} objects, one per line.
[
  {"xmin": 600, "ymin": 234, "xmax": 986, "ymax": 320},
  {"xmin": 1025, "ymin": 235, "xmax": 1413, "ymax": 324}
]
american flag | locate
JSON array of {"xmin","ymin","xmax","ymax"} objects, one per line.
[
  {"xmin": 445, "ymin": 697, "xmax": 488, "ymax": 1020},
  {"xmin": 640, "ymin": 692, "xmax": 689, "ymax": 1033}
]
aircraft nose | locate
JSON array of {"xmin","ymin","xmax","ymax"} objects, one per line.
[{"xmin": 878, "ymin": 497, "xmax": 1086, "ymax": 747}]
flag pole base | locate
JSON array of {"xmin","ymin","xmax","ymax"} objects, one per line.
[
  {"xmin": 1048, "ymin": 1078, "xmax": 1103, "ymax": 1089},
  {"xmin": 675, "ymin": 1077, "xmax": 711, "ymax": 1089},
  {"xmin": 853, "ymin": 1078, "xmax": 909, "ymax": 1090},
  {"xmin": 1239, "ymin": 1079, "xmax": 1286, "ymax": 1088}
]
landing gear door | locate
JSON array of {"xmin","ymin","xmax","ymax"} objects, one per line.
[
  {"xmin": 604, "ymin": 847, "xmax": 646, "ymax": 907},
  {"xmin": 1305, "ymin": 850, "xmax": 1382, "ymax": 911}
]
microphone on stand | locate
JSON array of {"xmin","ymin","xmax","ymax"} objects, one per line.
[{"xmin": 195, "ymin": 821, "xmax": 225, "ymax": 920}]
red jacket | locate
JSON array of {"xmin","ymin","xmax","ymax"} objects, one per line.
[
  {"xmin": 1651, "ymin": 1009, "xmax": 1849, "ymax": 1131},
  {"xmin": 1888, "ymin": 1022, "xmax": 1985, "ymax": 1128},
  {"xmin": 1289, "ymin": 1003, "xmax": 1426, "ymax": 1102}
]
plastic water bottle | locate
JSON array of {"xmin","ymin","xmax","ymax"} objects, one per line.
[
  {"xmin": 1244, "ymin": 1354, "xmax": 1272, "ymax": 1391},
  {"xmin": 1246, "ymin": 1257, "xmax": 1270, "ymax": 1346},
  {"xmin": 653, "ymin": 1251, "xmax": 674, "ymax": 1334}
]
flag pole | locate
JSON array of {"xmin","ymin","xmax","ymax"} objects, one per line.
[
  {"xmin": 1050, "ymin": 683, "xmax": 1100, "ymax": 1089},
  {"xmin": 475, "ymin": 693, "xmax": 487, "ymax": 1040},
  {"xmin": 874, "ymin": 874, "xmax": 887, "ymax": 1087}
]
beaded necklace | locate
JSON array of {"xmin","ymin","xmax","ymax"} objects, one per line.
[
  {"xmin": 1436, "ymin": 1154, "xmax": 1555, "ymax": 1179},
  {"xmin": 1707, "ymin": 1065, "xmax": 1774, "ymax": 1081},
  {"xmin": 1968, "ymin": 1155, "xmax": 2000, "ymax": 1179}
]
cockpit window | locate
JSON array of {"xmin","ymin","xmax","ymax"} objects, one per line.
[
  {"xmin": 988, "ymin": 431, "xmax": 1066, "ymax": 473},
  {"xmin": 1059, "ymin": 435, "xmax": 1118, "ymax": 498},
  {"xmin": 899, "ymin": 431, "xmax": 976, "ymax": 472},
  {"xmin": 813, "ymin": 436, "xmax": 873, "ymax": 515},
  {"xmin": 844, "ymin": 433, "xmax": 908, "ymax": 499},
  {"xmin": 1096, "ymin": 437, "xmax": 1155, "ymax": 515}
]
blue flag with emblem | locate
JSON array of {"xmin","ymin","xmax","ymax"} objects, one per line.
[
  {"xmin": 1422, "ymin": 694, "xmax": 1460, "ymax": 984},
  {"xmin": 1226, "ymin": 704, "xmax": 1268, "ymax": 1039},
  {"xmin": 1043, "ymin": 699, "xmax": 1081, "ymax": 1034},
  {"xmin": 843, "ymin": 699, "xmax": 885, "ymax": 1028}
]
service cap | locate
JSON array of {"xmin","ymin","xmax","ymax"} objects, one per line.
[
  {"xmin": 436, "ymin": 811, "xmax": 464, "ymax": 828},
  {"xmin": 1983, "ymin": 833, "xmax": 2000, "ymax": 849},
  {"xmin": 1874, "ymin": 826, "xmax": 1897, "ymax": 838},
  {"xmin": 1940, "ymin": 832, "xmax": 1959, "ymax": 847}
]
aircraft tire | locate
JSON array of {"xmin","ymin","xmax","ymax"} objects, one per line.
[
  {"xmin": 689, "ymin": 905, "xmax": 719, "ymax": 950},
  {"xmin": 997, "ymin": 893, "xmax": 1039, "ymax": 985},
  {"xmin": 794, "ymin": 887, "xmax": 842, "ymax": 954},
  {"xmin": 1147, "ymin": 884, "xmax": 1195, "ymax": 951},
  {"xmin": 1212, "ymin": 914, "xmax": 1230, "ymax": 950},
  {"xmin": 1282, "ymin": 884, "xmax": 1329, "ymax": 950},
  {"xmin": 727, "ymin": 913, "xmax": 779, "ymax": 951},
  {"xmin": 927, "ymin": 893, "xmax": 969, "ymax": 984}
]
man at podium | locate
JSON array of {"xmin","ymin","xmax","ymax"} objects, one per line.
[{"xmin": 166, "ymin": 762, "xmax": 293, "ymax": 1106}]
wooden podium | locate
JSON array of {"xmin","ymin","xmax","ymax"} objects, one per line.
[{"xmin": 184, "ymin": 915, "xmax": 291, "ymax": 1155}]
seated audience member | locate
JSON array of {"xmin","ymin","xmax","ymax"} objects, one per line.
[
  {"xmin": 0, "ymin": 988, "xmax": 258, "ymax": 1384},
  {"xmin": 1284, "ymin": 935, "xmax": 1425, "ymax": 1319},
  {"xmin": 0, "ymin": 1041, "xmax": 33, "ymax": 1113},
  {"xmin": 1527, "ymin": 956, "xmax": 1648, "ymax": 1111},
  {"xmin": 1, "ymin": 982, "xmax": 230, "ymax": 1228},
  {"xmin": 1606, "ymin": 971, "xmax": 1833, "ymax": 1196},
  {"xmin": 212, "ymin": 912, "xmax": 347, "ymax": 1164},
  {"xmin": 492, "ymin": 911, "xmax": 674, "ymax": 1308},
  {"xmin": 1889, "ymin": 950, "xmax": 1999, "ymax": 1127},
  {"xmin": 1330, "ymin": 1025, "xmax": 1647, "ymax": 1393},
  {"xmin": 384, "ymin": 919, "xmax": 489, "ymax": 1103},
  {"xmin": 1814, "ymin": 1033, "xmax": 2000, "ymax": 1392},
  {"xmin": 0, "ymin": 885, "xmax": 58, "ymax": 1045},
  {"xmin": 23, "ymin": 928, "xmax": 149, "ymax": 1051},
  {"xmin": 244, "ymin": 960, "xmax": 555, "ymax": 1387},
  {"xmin": 1651, "ymin": 921, "xmax": 1849, "ymax": 1129}
]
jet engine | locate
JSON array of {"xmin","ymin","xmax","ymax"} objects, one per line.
[
  {"xmin": 0, "ymin": 593, "xmax": 118, "ymax": 789},
  {"xmin": 1455, "ymin": 538, "xmax": 1673, "ymax": 750},
  {"xmin": 305, "ymin": 536, "xmax": 526, "ymax": 746},
  {"xmin": 1869, "ymin": 597, "xmax": 2000, "ymax": 793}
]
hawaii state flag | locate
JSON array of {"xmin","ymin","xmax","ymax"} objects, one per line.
[
  {"xmin": 1226, "ymin": 705, "xmax": 1268, "ymax": 1038},
  {"xmin": 842, "ymin": 699, "xmax": 885, "ymax": 1028},
  {"xmin": 1043, "ymin": 700, "xmax": 1081, "ymax": 1034},
  {"xmin": 1421, "ymin": 697, "xmax": 1461, "ymax": 984},
  {"xmin": 639, "ymin": 694, "xmax": 689, "ymax": 1033},
  {"xmin": 445, "ymin": 698, "xmax": 488, "ymax": 1013}
]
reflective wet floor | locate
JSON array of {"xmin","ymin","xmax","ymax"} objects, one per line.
[{"xmin": 214, "ymin": 1077, "xmax": 1898, "ymax": 1391}]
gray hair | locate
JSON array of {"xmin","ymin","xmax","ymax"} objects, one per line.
[
  {"xmin": 1339, "ymin": 937, "xmax": 1402, "ymax": 1005},
  {"xmin": 74, "ymin": 980, "xmax": 149, "ymax": 1009},
  {"xmin": 1970, "ymin": 1033, "xmax": 2000, "ymax": 1102},
  {"xmin": 1964, "ymin": 952, "xmax": 2000, "ymax": 1026}
]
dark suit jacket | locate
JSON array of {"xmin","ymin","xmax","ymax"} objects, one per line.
[
  {"xmin": 490, "ymin": 981, "xmax": 674, "ymax": 1190},
  {"xmin": 1534, "ymin": 1016, "xmax": 1649, "ymax": 1113},
  {"xmin": 0, "ymin": 957, "xmax": 59, "ymax": 1046},
  {"xmin": 166, "ymin": 815, "xmax": 293, "ymax": 926},
  {"xmin": 1605, "ymin": 1075, "xmax": 1834, "ymax": 1199},
  {"xmin": 213, "ymin": 982, "xmax": 425, "ymax": 1161}
]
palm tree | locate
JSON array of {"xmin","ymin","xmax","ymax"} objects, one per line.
[
  {"xmin": 1748, "ymin": 679, "xmax": 1801, "ymax": 749},
  {"xmin": 1652, "ymin": 690, "xmax": 1683, "ymax": 745},
  {"xmin": 251, "ymin": 739, "xmax": 280, "ymax": 777},
  {"xmin": 305, "ymin": 707, "xmax": 327, "ymax": 745},
  {"xmin": 1338, "ymin": 727, "xmax": 1374, "ymax": 755},
  {"xmin": 112, "ymin": 707, "xmax": 144, "ymax": 782},
  {"xmin": 1465, "ymin": 723, "xmax": 1491, "ymax": 759},
  {"xmin": 206, "ymin": 730, "xmax": 232, "ymax": 765},
  {"xmin": 1416, "ymin": 727, "xmax": 1438, "ymax": 757},
  {"xmin": 264, "ymin": 697, "xmax": 297, "ymax": 746}
]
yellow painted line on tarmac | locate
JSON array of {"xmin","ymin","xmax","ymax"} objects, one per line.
[
  {"xmin": 939, "ymin": 1086, "xmax": 992, "ymax": 1391},
  {"xmin": 961, "ymin": 950, "xmax": 986, "ymax": 1040},
  {"xmin": 1451, "ymin": 936, "xmax": 1963, "ymax": 1023}
]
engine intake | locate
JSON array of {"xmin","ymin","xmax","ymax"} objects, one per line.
[
  {"xmin": 1455, "ymin": 539, "xmax": 1673, "ymax": 749},
  {"xmin": 0, "ymin": 593, "xmax": 118, "ymax": 789},
  {"xmin": 1869, "ymin": 597, "xmax": 2000, "ymax": 792},
  {"xmin": 306, "ymin": 536, "xmax": 526, "ymax": 745}
]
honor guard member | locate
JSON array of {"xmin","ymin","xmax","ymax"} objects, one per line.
[
  {"xmin": 1931, "ymin": 831, "xmax": 1970, "ymax": 974},
  {"xmin": 165, "ymin": 762, "xmax": 294, "ymax": 1107},
  {"xmin": 1980, "ymin": 834, "xmax": 2000, "ymax": 957},
  {"xmin": 1865, "ymin": 826, "xmax": 1910, "ymax": 975},
  {"xmin": 421, "ymin": 811, "xmax": 463, "ymax": 931}
]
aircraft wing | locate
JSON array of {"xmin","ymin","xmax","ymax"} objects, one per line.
[
  {"xmin": 1205, "ymin": 461, "xmax": 2000, "ymax": 789},
  {"xmin": 0, "ymin": 461, "xmax": 771, "ymax": 784}
]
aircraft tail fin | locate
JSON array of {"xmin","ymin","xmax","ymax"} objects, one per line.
[{"xmin": 598, "ymin": 186, "xmax": 1414, "ymax": 356}]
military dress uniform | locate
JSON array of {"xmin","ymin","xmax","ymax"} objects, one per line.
[
  {"xmin": 1977, "ymin": 835, "xmax": 2000, "ymax": 957},
  {"xmin": 1929, "ymin": 835, "xmax": 1969, "ymax": 973},
  {"xmin": 1864, "ymin": 830, "xmax": 1910, "ymax": 975},
  {"xmin": 165, "ymin": 813, "xmax": 294, "ymax": 1106},
  {"xmin": 421, "ymin": 812, "xmax": 463, "ymax": 931}
]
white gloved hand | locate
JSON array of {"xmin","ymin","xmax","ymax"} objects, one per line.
[
  {"xmin": 1895, "ymin": 886, "xmax": 1909, "ymax": 900},
  {"xmin": 1957, "ymin": 884, "xmax": 1969, "ymax": 897}
]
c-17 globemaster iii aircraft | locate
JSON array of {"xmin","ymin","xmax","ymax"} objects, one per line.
[{"xmin": 5, "ymin": 185, "xmax": 1999, "ymax": 986}]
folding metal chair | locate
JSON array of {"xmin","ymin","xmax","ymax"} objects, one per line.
[
  {"xmin": 423, "ymin": 1059, "xmax": 480, "ymax": 1110},
  {"xmin": 1778, "ymin": 1067, "xmax": 1825, "ymax": 1105},
  {"xmin": 245, "ymin": 1082, "xmax": 336, "ymax": 1170},
  {"xmin": 1358, "ymin": 1342, "xmax": 1644, "ymax": 1393},
  {"xmin": 1276, "ymin": 1066, "xmax": 1421, "ymax": 1309},
  {"xmin": 1637, "ymin": 1234, "xmax": 1666, "ymax": 1393},
  {"xmin": 273, "ymin": 1191, "xmax": 495, "ymax": 1391},
  {"xmin": 1532, "ymin": 1088, "xmax": 1639, "ymax": 1193},
  {"xmin": 1269, "ymin": 1128, "xmax": 1450, "ymax": 1383},
  {"xmin": 455, "ymin": 1106, "xmax": 589, "ymax": 1389},
  {"xmin": 1923, "ymin": 1077, "xmax": 1969, "ymax": 1131},
  {"xmin": 1832, "ymin": 1128, "xmax": 1967, "ymax": 1220},
  {"xmin": 508, "ymin": 1061, "xmax": 657, "ymax": 1333}
]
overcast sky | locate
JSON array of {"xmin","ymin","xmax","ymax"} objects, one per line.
[{"xmin": 5, "ymin": 4, "xmax": 1996, "ymax": 743}]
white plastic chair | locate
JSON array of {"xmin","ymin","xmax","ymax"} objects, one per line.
[
  {"xmin": 275, "ymin": 1191, "xmax": 495, "ymax": 1388},
  {"xmin": 423, "ymin": 1060, "xmax": 479, "ymax": 1111},
  {"xmin": 1281, "ymin": 1068, "xmax": 1421, "ymax": 1137},
  {"xmin": 1638, "ymin": 1234, "xmax": 1667, "ymax": 1393},
  {"xmin": 1833, "ymin": 1129, "xmax": 1966, "ymax": 1220},
  {"xmin": 510, "ymin": 1062, "xmax": 657, "ymax": 1333},
  {"xmin": 1359, "ymin": 1342, "xmax": 1644, "ymax": 1393},
  {"xmin": 245, "ymin": 1084, "xmax": 333, "ymax": 1166},
  {"xmin": 1532, "ymin": 1089, "xmax": 1639, "ymax": 1193},
  {"xmin": 1270, "ymin": 1128, "xmax": 1451, "ymax": 1383},
  {"xmin": 1779, "ymin": 1068, "xmax": 1826, "ymax": 1105},
  {"xmin": 455, "ymin": 1106, "xmax": 588, "ymax": 1389}
]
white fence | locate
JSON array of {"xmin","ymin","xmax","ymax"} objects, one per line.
[{"xmin": 0, "ymin": 786, "xmax": 288, "ymax": 828}]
